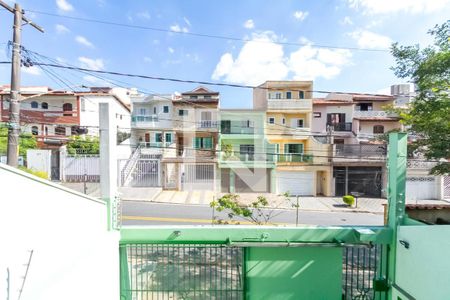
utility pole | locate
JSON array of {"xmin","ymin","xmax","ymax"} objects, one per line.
[{"xmin": 0, "ymin": 1, "xmax": 44, "ymax": 167}]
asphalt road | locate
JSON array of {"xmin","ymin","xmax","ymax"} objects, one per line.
[{"xmin": 122, "ymin": 201, "xmax": 383, "ymax": 226}]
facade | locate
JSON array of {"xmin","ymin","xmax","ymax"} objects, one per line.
[
  {"xmin": 0, "ymin": 86, "xmax": 131, "ymax": 148},
  {"xmin": 218, "ymin": 109, "xmax": 275, "ymax": 193},
  {"xmin": 312, "ymin": 92, "xmax": 402, "ymax": 197},
  {"xmin": 253, "ymin": 81, "xmax": 332, "ymax": 196}
]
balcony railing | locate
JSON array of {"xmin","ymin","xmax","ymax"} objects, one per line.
[
  {"xmin": 221, "ymin": 127, "xmax": 257, "ymax": 135},
  {"xmin": 334, "ymin": 144, "xmax": 386, "ymax": 157},
  {"xmin": 220, "ymin": 152, "xmax": 275, "ymax": 163},
  {"xmin": 197, "ymin": 120, "xmax": 219, "ymax": 129},
  {"xmin": 131, "ymin": 115, "xmax": 158, "ymax": 123},
  {"xmin": 267, "ymin": 98, "xmax": 312, "ymax": 110},
  {"xmin": 139, "ymin": 141, "xmax": 172, "ymax": 149},
  {"xmin": 353, "ymin": 111, "xmax": 398, "ymax": 118},
  {"xmin": 277, "ymin": 153, "xmax": 313, "ymax": 163},
  {"xmin": 328, "ymin": 122, "xmax": 352, "ymax": 132}
]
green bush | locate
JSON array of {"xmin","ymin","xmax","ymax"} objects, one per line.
[
  {"xmin": 343, "ymin": 195, "xmax": 355, "ymax": 206},
  {"xmin": 18, "ymin": 166, "xmax": 49, "ymax": 180}
]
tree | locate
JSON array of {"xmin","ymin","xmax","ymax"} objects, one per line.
[
  {"xmin": 0, "ymin": 125, "xmax": 37, "ymax": 156},
  {"xmin": 66, "ymin": 135, "xmax": 100, "ymax": 155},
  {"xmin": 391, "ymin": 21, "xmax": 450, "ymax": 175}
]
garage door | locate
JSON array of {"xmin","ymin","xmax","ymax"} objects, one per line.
[
  {"xmin": 277, "ymin": 171, "xmax": 314, "ymax": 196},
  {"xmin": 406, "ymin": 176, "xmax": 438, "ymax": 200},
  {"xmin": 182, "ymin": 164, "xmax": 215, "ymax": 191}
]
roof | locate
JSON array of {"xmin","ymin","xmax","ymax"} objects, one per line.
[
  {"xmin": 181, "ymin": 86, "xmax": 219, "ymax": 95},
  {"xmin": 351, "ymin": 94, "xmax": 394, "ymax": 101},
  {"xmin": 313, "ymin": 99, "xmax": 353, "ymax": 105},
  {"xmin": 76, "ymin": 92, "xmax": 131, "ymax": 112},
  {"xmin": 354, "ymin": 117, "xmax": 400, "ymax": 121}
]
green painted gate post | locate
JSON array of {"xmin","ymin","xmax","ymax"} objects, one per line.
[
  {"xmin": 386, "ymin": 132, "xmax": 407, "ymax": 299},
  {"xmin": 119, "ymin": 246, "xmax": 131, "ymax": 300}
]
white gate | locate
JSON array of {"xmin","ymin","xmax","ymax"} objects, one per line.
[
  {"xmin": 444, "ymin": 176, "xmax": 450, "ymax": 200},
  {"xmin": 181, "ymin": 163, "xmax": 215, "ymax": 191},
  {"xmin": 63, "ymin": 155, "xmax": 100, "ymax": 182}
]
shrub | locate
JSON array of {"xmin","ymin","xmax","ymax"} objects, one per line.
[
  {"xmin": 343, "ymin": 195, "xmax": 355, "ymax": 207},
  {"xmin": 18, "ymin": 166, "xmax": 49, "ymax": 180}
]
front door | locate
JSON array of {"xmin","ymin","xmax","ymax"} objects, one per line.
[{"xmin": 51, "ymin": 149, "xmax": 60, "ymax": 180}]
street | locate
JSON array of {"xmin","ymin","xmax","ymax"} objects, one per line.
[{"xmin": 121, "ymin": 201, "xmax": 383, "ymax": 226}]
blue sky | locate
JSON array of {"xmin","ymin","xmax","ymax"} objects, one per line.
[{"xmin": 0, "ymin": 0, "xmax": 449, "ymax": 108}]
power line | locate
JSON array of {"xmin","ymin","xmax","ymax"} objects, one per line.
[{"xmin": 23, "ymin": 9, "xmax": 389, "ymax": 53}]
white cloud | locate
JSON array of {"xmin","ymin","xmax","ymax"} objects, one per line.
[
  {"xmin": 243, "ymin": 19, "xmax": 255, "ymax": 29},
  {"xmin": 55, "ymin": 24, "xmax": 70, "ymax": 34},
  {"xmin": 168, "ymin": 47, "xmax": 175, "ymax": 54},
  {"xmin": 56, "ymin": 0, "xmax": 74, "ymax": 12},
  {"xmin": 183, "ymin": 17, "xmax": 191, "ymax": 27},
  {"xmin": 78, "ymin": 57, "xmax": 104, "ymax": 70},
  {"xmin": 75, "ymin": 36, "xmax": 95, "ymax": 48},
  {"xmin": 83, "ymin": 75, "xmax": 110, "ymax": 85},
  {"xmin": 293, "ymin": 11, "xmax": 309, "ymax": 21},
  {"xmin": 170, "ymin": 24, "xmax": 189, "ymax": 33},
  {"xmin": 347, "ymin": 0, "xmax": 450, "ymax": 14},
  {"xmin": 22, "ymin": 66, "xmax": 41, "ymax": 76},
  {"xmin": 137, "ymin": 11, "xmax": 150, "ymax": 20},
  {"xmin": 349, "ymin": 29, "xmax": 392, "ymax": 49},
  {"xmin": 212, "ymin": 32, "xmax": 352, "ymax": 85},
  {"xmin": 340, "ymin": 16, "xmax": 353, "ymax": 25}
]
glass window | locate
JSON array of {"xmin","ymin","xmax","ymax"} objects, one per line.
[
  {"xmin": 179, "ymin": 109, "xmax": 188, "ymax": 116},
  {"xmin": 373, "ymin": 125, "xmax": 384, "ymax": 134},
  {"xmin": 313, "ymin": 112, "xmax": 321, "ymax": 118},
  {"xmin": 41, "ymin": 102, "xmax": 48, "ymax": 109},
  {"xmin": 163, "ymin": 106, "xmax": 169, "ymax": 113},
  {"xmin": 268, "ymin": 117, "xmax": 275, "ymax": 124},
  {"xmin": 286, "ymin": 91, "xmax": 292, "ymax": 99},
  {"xmin": 299, "ymin": 91, "xmax": 305, "ymax": 99},
  {"xmin": 30, "ymin": 101, "xmax": 38, "ymax": 109},
  {"xmin": 139, "ymin": 108, "xmax": 146, "ymax": 115},
  {"xmin": 155, "ymin": 133, "xmax": 163, "ymax": 142},
  {"xmin": 55, "ymin": 126, "xmax": 66, "ymax": 136},
  {"xmin": 63, "ymin": 103, "xmax": 73, "ymax": 116},
  {"xmin": 165, "ymin": 133, "xmax": 172, "ymax": 143},
  {"xmin": 45, "ymin": 126, "xmax": 48, "ymax": 135},
  {"xmin": 194, "ymin": 137, "xmax": 213, "ymax": 149},
  {"xmin": 297, "ymin": 119, "xmax": 304, "ymax": 128},
  {"xmin": 190, "ymin": 95, "xmax": 198, "ymax": 100},
  {"xmin": 31, "ymin": 126, "xmax": 39, "ymax": 135},
  {"xmin": 285, "ymin": 144, "xmax": 304, "ymax": 154},
  {"xmin": 201, "ymin": 111, "xmax": 212, "ymax": 121},
  {"xmin": 153, "ymin": 107, "xmax": 157, "ymax": 114},
  {"xmin": 204, "ymin": 95, "xmax": 212, "ymax": 99},
  {"xmin": 275, "ymin": 92, "xmax": 282, "ymax": 99},
  {"xmin": 282, "ymin": 118, "xmax": 286, "ymax": 124}
]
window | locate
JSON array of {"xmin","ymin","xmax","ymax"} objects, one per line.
[
  {"xmin": 282, "ymin": 118, "xmax": 286, "ymax": 124},
  {"xmin": 201, "ymin": 111, "xmax": 212, "ymax": 121},
  {"xmin": 80, "ymin": 99, "xmax": 86, "ymax": 111},
  {"xmin": 299, "ymin": 91, "xmax": 305, "ymax": 99},
  {"xmin": 55, "ymin": 126, "xmax": 66, "ymax": 136},
  {"xmin": 45, "ymin": 126, "xmax": 48, "ymax": 135},
  {"xmin": 153, "ymin": 107, "xmax": 157, "ymax": 114},
  {"xmin": 155, "ymin": 133, "xmax": 163, "ymax": 142},
  {"xmin": 41, "ymin": 102, "xmax": 48, "ymax": 109},
  {"xmin": 31, "ymin": 126, "xmax": 39, "ymax": 135},
  {"xmin": 296, "ymin": 119, "xmax": 304, "ymax": 128},
  {"xmin": 30, "ymin": 101, "xmax": 38, "ymax": 109},
  {"xmin": 373, "ymin": 125, "xmax": 384, "ymax": 134},
  {"xmin": 62, "ymin": 103, "xmax": 73, "ymax": 116},
  {"xmin": 327, "ymin": 113, "xmax": 345, "ymax": 125},
  {"xmin": 139, "ymin": 108, "xmax": 146, "ymax": 115},
  {"xmin": 275, "ymin": 92, "xmax": 282, "ymax": 99},
  {"xmin": 285, "ymin": 144, "xmax": 304, "ymax": 154},
  {"xmin": 313, "ymin": 112, "xmax": 321, "ymax": 118},
  {"xmin": 179, "ymin": 109, "xmax": 188, "ymax": 116},
  {"xmin": 163, "ymin": 106, "xmax": 169, "ymax": 113},
  {"xmin": 268, "ymin": 117, "xmax": 275, "ymax": 124},
  {"xmin": 194, "ymin": 137, "xmax": 213, "ymax": 149},
  {"xmin": 355, "ymin": 103, "xmax": 373, "ymax": 111},
  {"xmin": 204, "ymin": 95, "xmax": 212, "ymax": 99},
  {"xmin": 165, "ymin": 133, "xmax": 172, "ymax": 143},
  {"xmin": 190, "ymin": 95, "xmax": 198, "ymax": 100},
  {"xmin": 286, "ymin": 91, "xmax": 292, "ymax": 99},
  {"xmin": 240, "ymin": 144, "xmax": 255, "ymax": 160}
]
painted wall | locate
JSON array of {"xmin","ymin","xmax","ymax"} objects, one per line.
[
  {"xmin": 394, "ymin": 225, "xmax": 450, "ymax": 300},
  {"xmin": 358, "ymin": 121, "xmax": 401, "ymax": 135},
  {"xmin": 0, "ymin": 164, "xmax": 119, "ymax": 300},
  {"xmin": 26, "ymin": 149, "xmax": 51, "ymax": 176},
  {"xmin": 245, "ymin": 247, "xmax": 342, "ymax": 299}
]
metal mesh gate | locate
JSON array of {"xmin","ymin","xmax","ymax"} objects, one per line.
[
  {"xmin": 342, "ymin": 245, "xmax": 387, "ymax": 300},
  {"xmin": 122, "ymin": 244, "xmax": 244, "ymax": 300}
]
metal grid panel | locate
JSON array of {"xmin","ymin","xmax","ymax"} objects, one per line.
[
  {"xmin": 342, "ymin": 245, "xmax": 387, "ymax": 300},
  {"xmin": 123, "ymin": 244, "xmax": 244, "ymax": 300}
]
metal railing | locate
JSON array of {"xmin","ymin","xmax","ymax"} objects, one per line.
[
  {"xmin": 334, "ymin": 144, "xmax": 386, "ymax": 157},
  {"xmin": 328, "ymin": 122, "xmax": 353, "ymax": 132},
  {"xmin": 277, "ymin": 153, "xmax": 313, "ymax": 163},
  {"xmin": 120, "ymin": 145, "xmax": 142, "ymax": 186},
  {"xmin": 353, "ymin": 111, "xmax": 398, "ymax": 118},
  {"xmin": 198, "ymin": 120, "xmax": 219, "ymax": 129},
  {"xmin": 131, "ymin": 115, "xmax": 159, "ymax": 123}
]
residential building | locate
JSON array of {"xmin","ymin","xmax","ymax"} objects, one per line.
[
  {"xmin": 0, "ymin": 85, "xmax": 131, "ymax": 148},
  {"xmin": 253, "ymin": 81, "xmax": 332, "ymax": 196},
  {"xmin": 312, "ymin": 92, "xmax": 402, "ymax": 197},
  {"xmin": 218, "ymin": 109, "xmax": 275, "ymax": 193}
]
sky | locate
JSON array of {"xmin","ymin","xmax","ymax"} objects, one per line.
[{"xmin": 0, "ymin": 0, "xmax": 449, "ymax": 108}]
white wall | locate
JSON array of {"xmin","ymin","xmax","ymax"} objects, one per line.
[
  {"xmin": 79, "ymin": 95, "xmax": 131, "ymax": 135},
  {"xmin": 0, "ymin": 164, "xmax": 119, "ymax": 300},
  {"xmin": 26, "ymin": 149, "xmax": 52, "ymax": 176}
]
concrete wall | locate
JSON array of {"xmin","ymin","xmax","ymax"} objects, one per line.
[
  {"xmin": 358, "ymin": 121, "xmax": 400, "ymax": 135},
  {"xmin": 246, "ymin": 247, "xmax": 342, "ymax": 299},
  {"xmin": 0, "ymin": 164, "xmax": 119, "ymax": 300},
  {"xmin": 394, "ymin": 225, "xmax": 450, "ymax": 300},
  {"xmin": 26, "ymin": 149, "xmax": 51, "ymax": 176}
]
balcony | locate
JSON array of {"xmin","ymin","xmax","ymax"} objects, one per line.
[
  {"xmin": 197, "ymin": 120, "xmax": 219, "ymax": 129},
  {"xmin": 333, "ymin": 144, "xmax": 386, "ymax": 163},
  {"xmin": 353, "ymin": 110, "xmax": 398, "ymax": 119},
  {"xmin": 328, "ymin": 122, "xmax": 352, "ymax": 132},
  {"xmin": 131, "ymin": 115, "xmax": 172, "ymax": 129},
  {"xmin": 267, "ymin": 98, "xmax": 312, "ymax": 110},
  {"xmin": 277, "ymin": 153, "xmax": 313, "ymax": 163}
]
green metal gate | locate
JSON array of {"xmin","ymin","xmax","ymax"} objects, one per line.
[{"xmin": 121, "ymin": 244, "xmax": 244, "ymax": 300}]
